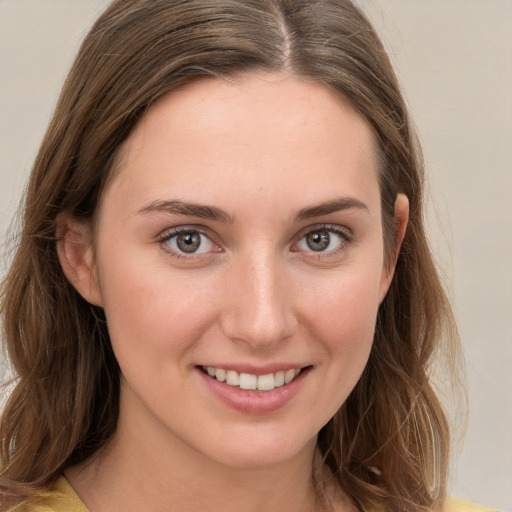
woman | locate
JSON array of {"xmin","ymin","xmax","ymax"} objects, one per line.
[{"xmin": 0, "ymin": 1, "xmax": 496, "ymax": 511}]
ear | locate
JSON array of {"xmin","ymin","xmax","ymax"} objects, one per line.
[
  {"xmin": 56, "ymin": 213, "xmax": 103, "ymax": 307},
  {"xmin": 378, "ymin": 193, "xmax": 409, "ymax": 302}
]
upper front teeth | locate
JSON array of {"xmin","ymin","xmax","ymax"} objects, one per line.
[{"xmin": 204, "ymin": 367, "xmax": 301, "ymax": 391}]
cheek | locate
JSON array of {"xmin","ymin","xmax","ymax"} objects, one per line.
[
  {"xmin": 300, "ymin": 267, "xmax": 382, "ymax": 374},
  {"xmin": 305, "ymin": 265, "xmax": 382, "ymax": 335},
  {"xmin": 290, "ymin": 269, "xmax": 381, "ymax": 426},
  {"xmin": 96, "ymin": 248, "xmax": 219, "ymax": 366}
]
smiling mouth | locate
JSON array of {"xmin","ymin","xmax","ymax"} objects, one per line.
[{"xmin": 200, "ymin": 366, "xmax": 307, "ymax": 391}]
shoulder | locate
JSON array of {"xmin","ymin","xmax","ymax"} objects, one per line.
[
  {"xmin": 444, "ymin": 496, "xmax": 500, "ymax": 512},
  {"xmin": 10, "ymin": 477, "xmax": 89, "ymax": 512}
]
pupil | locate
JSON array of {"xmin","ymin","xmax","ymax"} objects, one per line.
[
  {"xmin": 177, "ymin": 232, "xmax": 200, "ymax": 253},
  {"xmin": 307, "ymin": 230, "xmax": 330, "ymax": 251}
]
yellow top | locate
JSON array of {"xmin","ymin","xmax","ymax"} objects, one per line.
[
  {"xmin": 11, "ymin": 477, "xmax": 88, "ymax": 512},
  {"xmin": 11, "ymin": 477, "xmax": 500, "ymax": 512}
]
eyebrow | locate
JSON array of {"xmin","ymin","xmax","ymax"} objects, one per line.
[
  {"xmin": 137, "ymin": 200, "xmax": 236, "ymax": 223},
  {"xmin": 137, "ymin": 196, "xmax": 368, "ymax": 223},
  {"xmin": 296, "ymin": 197, "xmax": 369, "ymax": 220}
]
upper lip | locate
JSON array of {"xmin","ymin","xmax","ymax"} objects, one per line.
[{"xmin": 197, "ymin": 363, "xmax": 311, "ymax": 376}]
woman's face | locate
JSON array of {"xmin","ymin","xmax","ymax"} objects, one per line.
[{"xmin": 74, "ymin": 73, "xmax": 401, "ymax": 468}]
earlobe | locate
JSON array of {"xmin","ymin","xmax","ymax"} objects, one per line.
[
  {"xmin": 378, "ymin": 193, "xmax": 409, "ymax": 302},
  {"xmin": 56, "ymin": 213, "xmax": 103, "ymax": 307}
]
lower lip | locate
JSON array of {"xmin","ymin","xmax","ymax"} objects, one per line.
[{"xmin": 197, "ymin": 367, "xmax": 310, "ymax": 415}]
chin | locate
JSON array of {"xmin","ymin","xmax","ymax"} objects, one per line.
[{"xmin": 191, "ymin": 423, "xmax": 319, "ymax": 470}]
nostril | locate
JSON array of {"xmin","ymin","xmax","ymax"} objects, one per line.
[{"xmin": 219, "ymin": 311, "xmax": 298, "ymax": 349}]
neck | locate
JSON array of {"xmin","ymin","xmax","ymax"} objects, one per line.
[{"xmin": 66, "ymin": 406, "xmax": 333, "ymax": 512}]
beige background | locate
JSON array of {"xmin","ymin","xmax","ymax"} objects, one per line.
[{"xmin": 1, "ymin": 1, "xmax": 511, "ymax": 510}]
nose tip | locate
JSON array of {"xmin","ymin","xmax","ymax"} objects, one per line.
[
  {"xmin": 221, "ymin": 305, "xmax": 298, "ymax": 350},
  {"xmin": 220, "ymin": 263, "xmax": 298, "ymax": 350}
]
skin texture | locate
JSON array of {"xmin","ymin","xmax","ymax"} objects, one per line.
[{"xmin": 59, "ymin": 73, "xmax": 408, "ymax": 512}]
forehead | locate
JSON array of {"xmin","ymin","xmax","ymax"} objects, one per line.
[{"xmin": 105, "ymin": 72, "xmax": 380, "ymax": 216}]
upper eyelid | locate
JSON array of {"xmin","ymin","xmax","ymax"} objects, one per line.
[
  {"xmin": 295, "ymin": 223, "xmax": 353, "ymax": 241},
  {"xmin": 156, "ymin": 223, "xmax": 351, "ymax": 236},
  {"xmin": 157, "ymin": 224, "xmax": 214, "ymax": 240}
]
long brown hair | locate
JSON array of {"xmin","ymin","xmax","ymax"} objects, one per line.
[{"xmin": 1, "ymin": 1, "xmax": 459, "ymax": 510}]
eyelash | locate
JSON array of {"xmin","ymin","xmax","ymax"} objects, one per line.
[
  {"xmin": 293, "ymin": 224, "xmax": 353, "ymax": 259},
  {"xmin": 157, "ymin": 224, "xmax": 353, "ymax": 260},
  {"xmin": 157, "ymin": 227, "xmax": 220, "ymax": 260}
]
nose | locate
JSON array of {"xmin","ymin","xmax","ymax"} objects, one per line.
[{"xmin": 220, "ymin": 252, "xmax": 298, "ymax": 350}]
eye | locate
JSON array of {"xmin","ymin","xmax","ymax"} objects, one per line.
[
  {"xmin": 295, "ymin": 226, "xmax": 349, "ymax": 253},
  {"xmin": 161, "ymin": 229, "xmax": 216, "ymax": 255}
]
